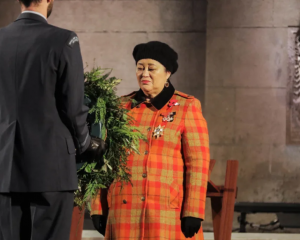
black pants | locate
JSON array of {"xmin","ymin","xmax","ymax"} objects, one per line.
[{"xmin": 0, "ymin": 192, "xmax": 74, "ymax": 240}]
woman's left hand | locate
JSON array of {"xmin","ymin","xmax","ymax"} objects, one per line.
[{"xmin": 181, "ymin": 217, "xmax": 202, "ymax": 238}]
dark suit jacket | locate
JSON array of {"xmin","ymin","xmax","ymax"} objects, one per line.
[{"xmin": 0, "ymin": 13, "xmax": 91, "ymax": 192}]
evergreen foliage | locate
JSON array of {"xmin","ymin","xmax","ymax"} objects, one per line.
[{"xmin": 74, "ymin": 67, "xmax": 146, "ymax": 210}]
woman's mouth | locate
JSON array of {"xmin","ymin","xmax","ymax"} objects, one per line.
[{"xmin": 141, "ymin": 80, "xmax": 151, "ymax": 84}]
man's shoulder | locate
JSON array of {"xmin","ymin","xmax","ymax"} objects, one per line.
[
  {"xmin": 47, "ymin": 25, "xmax": 76, "ymax": 42},
  {"xmin": 0, "ymin": 22, "xmax": 14, "ymax": 32},
  {"xmin": 48, "ymin": 24, "xmax": 71, "ymax": 34},
  {"xmin": 33, "ymin": 25, "xmax": 80, "ymax": 54},
  {"xmin": 0, "ymin": 23, "xmax": 16, "ymax": 40}
]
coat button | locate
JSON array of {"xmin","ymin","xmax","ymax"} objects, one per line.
[
  {"xmin": 141, "ymin": 197, "xmax": 145, "ymax": 201},
  {"xmin": 144, "ymin": 151, "xmax": 148, "ymax": 155},
  {"xmin": 142, "ymin": 173, "xmax": 147, "ymax": 178},
  {"xmin": 147, "ymin": 127, "xmax": 151, "ymax": 131},
  {"xmin": 123, "ymin": 200, "xmax": 127, "ymax": 204}
]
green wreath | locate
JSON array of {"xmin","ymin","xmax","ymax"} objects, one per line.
[{"xmin": 74, "ymin": 67, "xmax": 146, "ymax": 210}]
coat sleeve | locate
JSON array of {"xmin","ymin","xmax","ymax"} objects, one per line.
[
  {"xmin": 181, "ymin": 98, "xmax": 210, "ymax": 220},
  {"xmin": 90, "ymin": 188, "xmax": 109, "ymax": 216},
  {"xmin": 57, "ymin": 32, "xmax": 91, "ymax": 154}
]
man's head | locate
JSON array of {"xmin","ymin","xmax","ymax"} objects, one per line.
[{"xmin": 19, "ymin": 0, "xmax": 54, "ymax": 18}]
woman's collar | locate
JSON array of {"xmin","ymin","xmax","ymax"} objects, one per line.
[{"xmin": 132, "ymin": 83, "xmax": 175, "ymax": 110}]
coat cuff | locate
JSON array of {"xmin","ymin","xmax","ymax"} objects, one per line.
[
  {"xmin": 80, "ymin": 134, "xmax": 91, "ymax": 153},
  {"xmin": 182, "ymin": 198, "xmax": 206, "ymax": 220}
]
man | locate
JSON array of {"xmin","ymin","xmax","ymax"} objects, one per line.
[{"xmin": 0, "ymin": 0, "xmax": 105, "ymax": 239}]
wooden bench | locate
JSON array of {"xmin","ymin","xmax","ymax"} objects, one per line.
[{"xmin": 207, "ymin": 159, "xmax": 239, "ymax": 240}]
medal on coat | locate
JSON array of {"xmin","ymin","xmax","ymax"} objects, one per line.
[
  {"xmin": 161, "ymin": 112, "xmax": 176, "ymax": 122},
  {"xmin": 153, "ymin": 125, "xmax": 165, "ymax": 138},
  {"xmin": 168, "ymin": 99, "xmax": 180, "ymax": 109}
]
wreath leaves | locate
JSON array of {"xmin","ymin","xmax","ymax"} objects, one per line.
[{"xmin": 74, "ymin": 67, "xmax": 146, "ymax": 210}]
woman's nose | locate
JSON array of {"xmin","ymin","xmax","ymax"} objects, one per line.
[{"xmin": 142, "ymin": 69, "xmax": 149, "ymax": 76}]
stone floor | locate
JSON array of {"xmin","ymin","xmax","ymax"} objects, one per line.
[{"xmin": 81, "ymin": 231, "xmax": 300, "ymax": 240}]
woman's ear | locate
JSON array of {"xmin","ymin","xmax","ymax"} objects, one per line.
[{"xmin": 166, "ymin": 71, "xmax": 171, "ymax": 81}]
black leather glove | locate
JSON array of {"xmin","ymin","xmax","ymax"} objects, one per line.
[
  {"xmin": 181, "ymin": 217, "xmax": 202, "ymax": 238},
  {"xmin": 92, "ymin": 215, "xmax": 107, "ymax": 236},
  {"xmin": 78, "ymin": 137, "xmax": 107, "ymax": 167}
]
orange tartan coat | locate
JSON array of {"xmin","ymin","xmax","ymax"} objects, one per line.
[{"xmin": 91, "ymin": 84, "xmax": 210, "ymax": 240}]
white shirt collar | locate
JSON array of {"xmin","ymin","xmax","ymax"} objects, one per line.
[{"xmin": 22, "ymin": 11, "xmax": 47, "ymax": 21}]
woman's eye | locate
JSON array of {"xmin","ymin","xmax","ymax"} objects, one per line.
[
  {"xmin": 137, "ymin": 68, "xmax": 143, "ymax": 71},
  {"xmin": 149, "ymin": 69, "xmax": 155, "ymax": 71}
]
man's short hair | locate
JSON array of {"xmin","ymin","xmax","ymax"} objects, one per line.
[{"xmin": 19, "ymin": 0, "xmax": 42, "ymax": 8}]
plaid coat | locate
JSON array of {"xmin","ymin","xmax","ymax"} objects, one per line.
[{"xmin": 91, "ymin": 84, "xmax": 210, "ymax": 240}]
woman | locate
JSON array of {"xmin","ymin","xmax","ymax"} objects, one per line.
[{"xmin": 91, "ymin": 41, "xmax": 210, "ymax": 240}]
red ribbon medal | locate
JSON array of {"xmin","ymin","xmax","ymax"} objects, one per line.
[{"xmin": 168, "ymin": 99, "xmax": 180, "ymax": 109}]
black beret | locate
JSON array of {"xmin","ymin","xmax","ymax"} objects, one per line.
[{"xmin": 132, "ymin": 41, "xmax": 178, "ymax": 74}]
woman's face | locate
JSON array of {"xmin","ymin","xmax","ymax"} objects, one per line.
[{"xmin": 136, "ymin": 59, "xmax": 171, "ymax": 97}]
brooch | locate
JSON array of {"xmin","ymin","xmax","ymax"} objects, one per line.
[
  {"xmin": 161, "ymin": 112, "xmax": 176, "ymax": 122},
  {"xmin": 168, "ymin": 99, "xmax": 180, "ymax": 108},
  {"xmin": 153, "ymin": 125, "xmax": 165, "ymax": 139}
]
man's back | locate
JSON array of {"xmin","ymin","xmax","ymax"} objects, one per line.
[{"xmin": 0, "ymin": 13, "xmax": 89, "ymax": 192}]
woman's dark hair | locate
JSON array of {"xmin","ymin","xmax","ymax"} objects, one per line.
[{"xmin": 19, "ymin": 0, "xmax": 42, "ymax": 8}]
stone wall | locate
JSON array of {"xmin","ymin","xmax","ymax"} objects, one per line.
[
  {"xmin": 0, "ymin": 0, "xmax": 211, "ymax": 226},
  {"xmin": 205, "ymin": 0, "xmax": 300, "ymax": 230},
  {"xmin": 3, "ymin": 0, "xmax": 300, "ymax": 232},
  {"xmin": 0, "ymin": 1, "xmax": 19, "ymax": 26},
  {"xmin": 0, "ymin": 0, "xmax": 207, "ymax": 103}
]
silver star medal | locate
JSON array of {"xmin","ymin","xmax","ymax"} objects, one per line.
[{"xmin": 153, "ymin": 125, "xmax": 165, "ymax": 138}]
